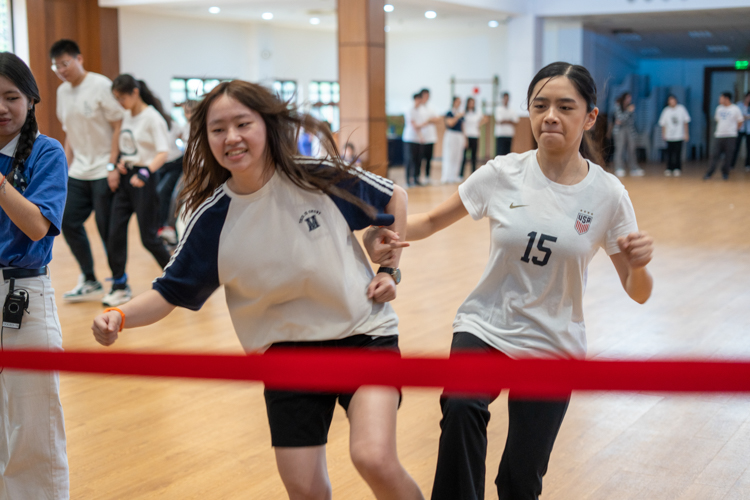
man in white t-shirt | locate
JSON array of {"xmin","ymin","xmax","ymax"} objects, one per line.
[
  {"xmin": 402, "ymin": 92, "xmax": 424, "ymax": 186},
  {"xmin": 658, "ymin": 95, "xmax": 690, "ymax": 176},
  {"xmin": 417, "ymin": 88, "xmax": 440, "ymax": 183},
  {"xmin": 704, "ymin": 92, "xmax": 744, "ymax": 180},
  {"xmin": 51, "ymin": 39, "xmax": 124, "ymax": 301},
  {"xmin": 494, "ymin": 92, "xmax": 519, "ymax": 156},
  {"xmin": 730, "ymin": 92, "xmax": 750, "ymax": 171}
]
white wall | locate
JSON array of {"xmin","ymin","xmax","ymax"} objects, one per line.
[
  {"xmin": 386, "ymin": 26, "xmax": 510, "ymax": 117},
  {"xmin": 118, "ymin": 10, "xmax": 338, "ymax": 114}
]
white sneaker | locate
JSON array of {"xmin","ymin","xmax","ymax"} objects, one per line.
[
  {"xmin": 664, "ymin": 169, "xmax": 672, "ymax": 177},
  {"xmin": 63, "ymin": 275, "xmax": 104, "ymax": 302},
  {"xmin": 102, "ymin": 286, "xmax": 132, "ymax": 307},
  {"xmin": 673, "ymin": 169, "xmax": 681, "ymax": 177},
  {"xmin": 630, "ymin": 168, "xmax": 645, "ymax": 177},
  {"xmin": 615, "ymin": 169, "xmax": 626, "ymax": 178}
]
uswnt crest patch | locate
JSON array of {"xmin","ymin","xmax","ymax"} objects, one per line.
[{"xmin": 575, "ymin": 210, "xmax": 593, "ymax": 235}]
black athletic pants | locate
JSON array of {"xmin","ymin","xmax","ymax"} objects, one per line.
[
  {"xmin": 462, "ymin": 137, "xmax": 479, "ymax": 177},
  {"xmin": 421, "ymin": 143, "xmax": 434, "ymax": 179},
  {"xmin": 404, "ymin": 141, "xmax": 422, "ymax": 184},
  {"xmin": 61, "ymin": 177, "xmax": 113, "ymax": 279},
  {"xmin": 705, "ymin": 137, "xmax": 737, "ymax": 179},
  {"xmin": 156, "ymin": 155, "xmax": 183, "ymax": 227},
  {"xmin": 730, "ymin": 131, "xmax": 750, "ymax": 168},
  {"xmin": 431, "ymin": 332, "xmax": 570, "ymax": 500},
  {"xmin": 496, "ymin": 136, "xmax": 512, "ymax": 156},
  {"xmin": 107, "ymin": 169, "xmax": 172, "ymax": 280},
  {"xmin": 665, "ymin": 141, "xmax": 683, "ymax": 172}
]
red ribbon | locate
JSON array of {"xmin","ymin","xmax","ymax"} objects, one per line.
[{"xmin": 2, "ymin": 349, "xmax": 750, "ymax": 397}]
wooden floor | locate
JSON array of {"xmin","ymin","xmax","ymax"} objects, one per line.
[{"xmin": 49, "ymin": 160, "xmax": 750, "ymax": 499}]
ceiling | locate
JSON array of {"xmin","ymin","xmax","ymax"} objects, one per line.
[
  {"xmin": 113, "ymin": 0, "xmax": 512, "ymax": 33},
  {"xmin": 580, "ymin": 7, "xmax": 750, "ymax": 60}
]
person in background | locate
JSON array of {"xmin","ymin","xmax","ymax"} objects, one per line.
[
  {"xmin": 730, "ymin": 91, "xmax": 750, "ymax": 172},
  {"xmin": 494, "ymin": 92, "xmax": 518, "ymax": 157},
  {"xmin": 343, "ymin": 142, "xmax": 361, "ymax": 166},
  {"xmin": 612, "ymin": 92, "xmax": 644, "ymax": 178},
  {"xmin": 461, "ymin": 96, "xmax": 487, "ymax": 178},
  {"xmin": 441, "ymin": 96, "xmax": 464, "ymax": 184},
  {"xmin": 704, "ymin": 91, "xmax": 744, "ymax": 181},
  {"xmin": 658, "ymin": 95, "xmax": 690, "ymax": 177},
  {"xmin": 417, "ymin": 88, "xmax": 440, "ymax": 184},
  {"xmin": 50, "ymin": 39, "xmax": 123, "ymax": 302},
  {"xmin": 104, "ymin": 74, "xmax": 172, "ymax": 306},
  {"xmin": 402, "ymin": 92, "xmax": 424, "ymax": 187},
  {"xmin": 0, "ymin": 51, "xmax": 70, "ymax": 500}
]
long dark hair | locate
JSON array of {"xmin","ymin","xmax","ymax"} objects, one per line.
[
  {"xmin": 465, "ymin": 97, "xmax": 475, "ymax": 112},
  {"xmin": 526, "ymin": 62, "xmax": 604, "ymax": 166},
  {"xmin": 0, "ymin": 52, "xmax": 40, "ymax": 190},
  {"xmin": 112, "ymin": 74, "xmax": 172, "ymax": 130},
  {"xmin": 616, "ymin": 92, "xmax": 631, "ymax": 109},
  {"xmin": 181, "ymin": 80, "xmax": 373, "ymax": 216}
]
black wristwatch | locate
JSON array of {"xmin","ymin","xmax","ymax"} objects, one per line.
[{"xmin": 377, "ymin": 267, "xmax": 401, "ymax": 285}]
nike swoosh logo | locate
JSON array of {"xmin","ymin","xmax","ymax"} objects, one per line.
[{"xmin": 509, "ymin": 203, "xmax": 528, "ymax": 209}]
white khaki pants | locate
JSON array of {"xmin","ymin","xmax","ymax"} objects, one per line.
[
  {"xmin": 0, "ymin": 275, "xmax": 69, "ymax": 500},
  {"xmin": 441, "ymin": 129, "xmax": 466, "ymax": 184}
]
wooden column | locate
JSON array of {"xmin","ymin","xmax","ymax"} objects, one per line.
[
  {"xmin": 337, "ymin": 0, "xmax": 387, "ymax": 176},
  {"xmin": 26, "ymin": 0, "xmax": 119, "ymax": 142}
]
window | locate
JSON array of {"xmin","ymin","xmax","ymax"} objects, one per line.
[
  {"xmin": 309, "ymin": 81, "xmax": 340, "ymax": 131},
  {"xmin": 273, "ymin": 80, "xmax": 297, "ymax": 103},
  {"xmin": 0, "ymin": 0, "xmax": 12, "ymax": 52},
  {"xmin": 170, "ymin": 77, "xmax": 227, "ymax": 106}
]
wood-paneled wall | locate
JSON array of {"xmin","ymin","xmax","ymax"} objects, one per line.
[{"xmin": 26, "ymin": 0, "xmax": 119, "ymax": 142}]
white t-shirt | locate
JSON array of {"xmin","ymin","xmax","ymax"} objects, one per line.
[
  {"xmin": 658, "ymin": 104, "xmax": 691, "ymax": 142},
  {"xmin": 166, "ymin": 121, "xmax": 187, "ymax": 162},
  {"xmin": 455, "ymin": 151, "xmax": 638, "ymax": 359},
  {"xmin": 418, "ymin": 104, "xmax": 438, "ymax": 144},
  {"xmin": 119, "ymin": 106, "xmax": 170, "ymax": 166},
  {"xmin": 463, "ymin": 110, "xmax": 483, "ymax": 138},
  {"xmin": 56, "ymin": 72, "xmax": 124, "ymax": 180},
  {"xmin": 494, "ymin": 104, "xmax": 519, "ymax": 137},
  {"xmin": 402, "ymin": 106, "xmax": 422, "ymax": 143},
  {"xmin": 714, "ymin": 104, "xmax": 744, "ymax": 138},
  {"xmin": 153, "ymin": 159, "xmax": 399, "ymax": 352}
]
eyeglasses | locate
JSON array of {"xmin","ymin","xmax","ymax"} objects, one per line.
[{"xmin": 51, "ymin": 59, "xmax": 73, "ymax": 72}]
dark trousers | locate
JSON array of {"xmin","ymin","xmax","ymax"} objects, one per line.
[
  {"xmin": 496, "ymin": 136, "xmax": 512, "ymax": 156},
  {"xmin": 404, "ymin": 142, "xmax": 422, "ymax": 184},
  {"xmin": 705, "ymin": 137, "xmax": 737, "ymax": 179},
  {"xmin": 421, "ymin": 143, "xmax": 434, "ymax": 178},
  {"xmin": 156, "ymin": 156, "xmax": 183, "ymax": 227},
  {"xmin": 665, "ymin": 141, "xmax": 683, "ymax": 172},
  {"xmin": 107, "ymin": 169, "xmax": 172, "ymax": 280},
  {"xmin": 462, "ymin": 137, "xmax": 479, "ymax": 177},
  {"xmin": 730, "ymin": 131, "xmax": 750, "ymax": 168},
  {"xmin": 61, "ymin": 177, "xmax": 114, "ymax": 279},
  {"xmin": 431, "ymin": 332, "xmax": 570, "ymax": 500}
]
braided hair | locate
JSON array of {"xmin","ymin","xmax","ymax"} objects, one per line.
[{"xmin": 0, "ymin": 52, "xmax": 41, "ymax": 193}]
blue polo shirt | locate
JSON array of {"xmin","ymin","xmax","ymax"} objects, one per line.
[{"xmin": 0, "ymin": 134, "xmax": 68, "ymax": 269}]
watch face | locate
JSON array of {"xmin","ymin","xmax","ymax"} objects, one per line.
[{"xmin": 393, "ymin": 268, "xmax": 401, "ymax": 284}]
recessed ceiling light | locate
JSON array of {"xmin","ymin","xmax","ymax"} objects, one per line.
[
  {"xmin": 616, "ymin": 33, "xmax": 642, "ymax": 42},
  {"xmin": 488, "ymin": 20, "xmax": 499, "ymax": 28},
  {"xmin": 707, "ymin": 45, "xmax": 730, "ymax": 53},
  {"xmin": 688, "ymin": 31, "xmax": 712, "ymax": 38},
  {"xmin": 425, "ymin": 10, "xmax": 437, "ymax": 19},
  {"xmin": 310, "ymin": 17, "xmax": 320, "ymax": 25},
  {"xmin": 384, "ymin": 25, "xmax": 390, "ymax": 32},
  {"xmin": 384, "ymin": 4, "xmax": 394, "ymax": 12},
  {"xmin": 262, "ymin": 12, "xmax": 273, "ymax": 20},
  {"xmin": 208, "ymin": 6, "xmax": 220, "ymax": 14}
]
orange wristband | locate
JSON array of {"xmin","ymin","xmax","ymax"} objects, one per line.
[{"xmin": 103, "ymin": 307, "xmax": 125, "ymax": 332}]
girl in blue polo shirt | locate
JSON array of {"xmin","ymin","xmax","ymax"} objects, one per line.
[{"xmin": 0, "ymin": 52, "xmax": 69, "ymax": 499}]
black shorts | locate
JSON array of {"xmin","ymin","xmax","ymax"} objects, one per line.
[{"xmin": 263, "ymin": 334, "xmax": 400, "ymax": 447}]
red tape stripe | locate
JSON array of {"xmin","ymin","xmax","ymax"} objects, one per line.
[{"xmin": 2, "ymin": 349, "xmax": 750, "ymax": 397}]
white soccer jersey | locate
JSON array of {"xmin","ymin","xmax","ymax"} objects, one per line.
[
  {"xmin": 153, "ymin": 159, "xmax": 399, "ymax": 352},
  {"xmin": 455, "ymin": 151, "xmax": 638, "ymax": 359}
]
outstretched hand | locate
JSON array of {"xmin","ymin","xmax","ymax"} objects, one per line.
[
  {"xmin": 92, "ymin": 311, "xmax": 122, "ymax": 346},
  {"xmin": 367, "ymin": 273, "xmax": 397, "ymax": 303},
  {"xmin": 616, "ymin": 231, "xmax": 653, "ymax": 269},
  {"xmin": 363, "ymin": 227, "xmax": 409, "ymax": 267}
]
